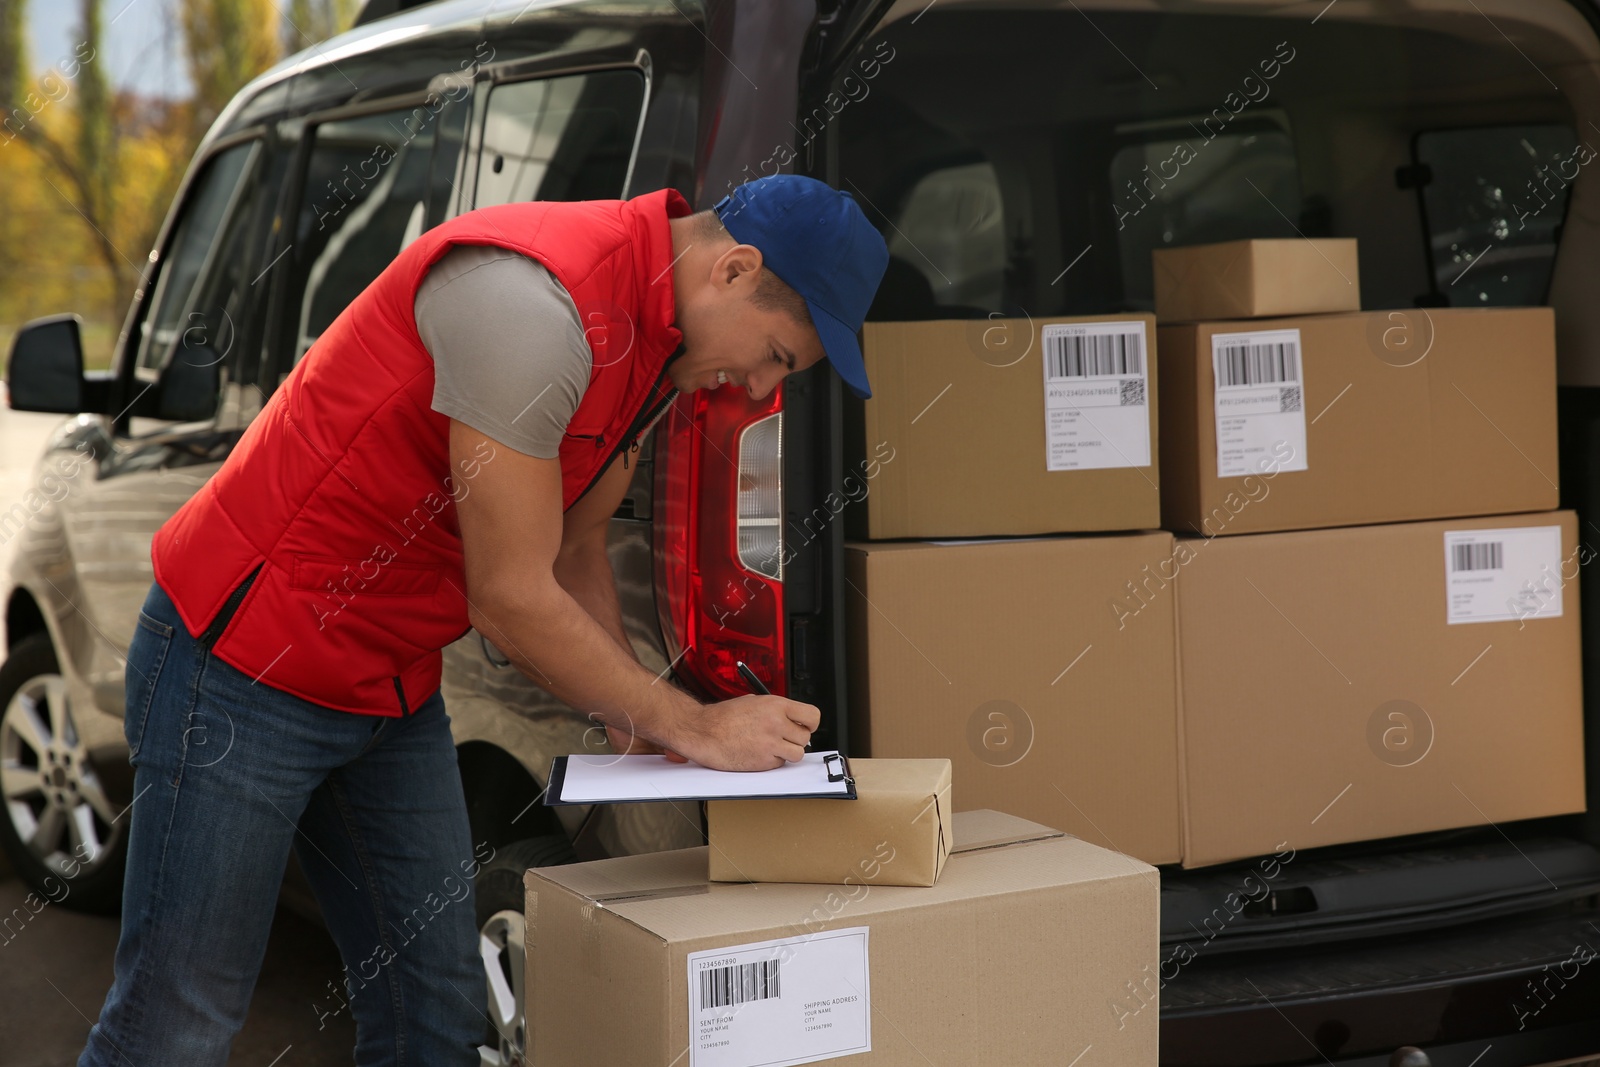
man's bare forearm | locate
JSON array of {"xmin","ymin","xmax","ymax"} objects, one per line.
[
  {"xmin": 551, "ymin": 540, "xmax": 636, "ymax": 660},
  {"xmin": 468, "ymin": 581, "xmax": 699, "ymax": 745}
]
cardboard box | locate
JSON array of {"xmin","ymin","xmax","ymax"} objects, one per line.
[
  {"xmin": 1175, "ymin": 510, "xmax": 1586, "ymax": 868},
  {"xmin": 850, "ymin": 316, "xmax": 1160, "ymax": 539},
  {"xmin": 1152, "ymin": 238, "xmax": 1361, "ymax": 322},
  {"xmin": 707, "ymin": 758, "xmax": 952, "ymax": 887},
  {"xmin": 525, "ymin": 810, "xmax": 1160, "ymax": 1067},
  {"xmin": 1158, "ymin": 307, "xmax": 1559, "ymax": 535},
  {"xmin": 845, "ymin": 533, "xmax": 1182, "ymax": 865}
]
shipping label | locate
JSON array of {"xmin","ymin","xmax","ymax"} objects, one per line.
[
  {"xmin": 1444, "ymin": 525, "xmax": 1565, "ymax": 624},
  {"xmin": 1211, "ymin": 328, "xmax": 1309, "ymax": 478},
  {"xmin": 1041, "ymin": 321, "xmax": 1151, "ymax": 471},
  {"xmin": 687, "ymin": 927, "xmax": 871, "ymax": 1067}
]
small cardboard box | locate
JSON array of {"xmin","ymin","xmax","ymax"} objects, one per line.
[
  {"xmin": 707, "ymin": 758, "xmax": 952, "ymax": 887},
  {"xmin": 850, "ymin": 316, "xmax": 1160, "ymax": 539},
  {"xmin": 1153, "ymin": 237, "xmax": 1361, "ymax": 322},
  {"xmin": 1175, "ymin": 510, "xmax": 1586, "ymax": 868},
  {"xmin": 1158, "ymin": 307, "xmax": 1559, "ymax": 535},
  {"xmin": 525, "ymin": 810, "xmax": 1160, "ymax": 1067},
  {"xmin": 845, "ymin": 533, "xmax": 1182, "ymax": 866}
]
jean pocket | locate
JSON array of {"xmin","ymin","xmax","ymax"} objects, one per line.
[{"xmin": 124, "ymin": 610, "xmax": 175, "ymax": 761}]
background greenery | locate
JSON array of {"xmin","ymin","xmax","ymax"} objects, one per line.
[{"xmin": 0, "ymin": 0, "xmax": 357, "ymax": 371}]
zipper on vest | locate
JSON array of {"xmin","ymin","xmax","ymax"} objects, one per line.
[
  {"xmin": 622, "ymin": 387, "xmax": 677, "ymax": 470},
  {"xmin": 572, "ymin": 357, "xmax": 680, "ymax": 503},
  {"xmin": 622, "ymin": 391, "xmax": 676, "ymax": 471},
  {"xmin": 199, "ymin": 563, "xmax": 263, "ymax": 650},
  {"xmin": 393, "ymin": 676, "xmax": 411, "ymax": 716}
]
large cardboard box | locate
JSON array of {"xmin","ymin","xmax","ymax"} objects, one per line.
[
  {"xmin": 851, "ymin": 316, "xmax": 1160, "ymax": 539},
  {"xmin": 1158, "ymin": 307, "xmax": 1559, "ymax": 535},
  {"xmin": 845, "ymin": 534, "xmax": 1182, "ymax": 865},
  {"xmin": 707, "ymin": 758, "xmax": 952, "ymax": 886},
  {"xmin": 1175, "ymin": 510, "xmax": 1586, "ymax": 868},
  {"xmin": 1152, "ymin": 237, "xmax": 1361, "ymax": 322},
  {"xmin": 525, "ymin": 810, "xmax": 1159, "ymax": 1067}
]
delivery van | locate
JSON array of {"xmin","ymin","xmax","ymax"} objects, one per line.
[{"xmin": 5, "ymin": 0, "xmax": 1600, "ymax": 1062}]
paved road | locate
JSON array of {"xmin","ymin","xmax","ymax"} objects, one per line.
[
  {"xmin": 0, "ymin": 853, "xmax": 359, "ymax": 1066},
  {"xmin": 0, "ymin": 392, "xmax": 362, "ymax": 1065}
]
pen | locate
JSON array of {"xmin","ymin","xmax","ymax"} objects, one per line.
[
  {"xmin": 736, "ymin": 661, "xmax": 812, "ymax": 752},
  {"xmin": 735, "ymin": 660, "xmax": 769, "ymax": 695}
]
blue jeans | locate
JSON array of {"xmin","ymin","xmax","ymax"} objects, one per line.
[{"xmin": 79, "ymin": 581, "xmax": 486, "ymax": 1066}]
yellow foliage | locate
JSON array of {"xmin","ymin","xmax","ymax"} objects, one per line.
[
  {"xmin": 2, "ymin": 0, "xmax": 283, "ymax": 373},
  {"xmin": 182, "ymin": 0, "xmax": 281, "ymax": 131},
  {"xmin": 0, "ymin": 89, "xmax": 193, "ymax": 371}
]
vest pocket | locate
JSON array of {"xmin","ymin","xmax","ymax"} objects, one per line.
[{"xmin": 290, "ymin": 554, "xmax": 445, "ymax": 598}]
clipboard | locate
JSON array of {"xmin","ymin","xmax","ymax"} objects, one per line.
[{"xmin": 545, "ymin": 751, "xmax": 858, "ymax": 805}]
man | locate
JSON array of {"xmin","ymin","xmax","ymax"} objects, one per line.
[{"xmin": 78, "ymin": 174, "xmax": 889, "ymax": 1066}]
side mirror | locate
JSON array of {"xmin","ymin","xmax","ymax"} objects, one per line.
[
  {"xmin": 157, "ymin": 346, "xmax": 222, "ymax": 422},
  {"xmin": 6, "ymin": 315, "xmax": 85, "ymax": 413}
]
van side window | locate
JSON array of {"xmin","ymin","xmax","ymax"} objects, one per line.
[
  {"xmin": 1412, "ymin": 124, "xmax": 1579, "ymax": 307},
  {"xmin": 284, "ymin": 101, "xmax": 464, "ymax": 363},
  {"xmin": 133, "ymin": 141, "xmax": 260, "ymax": 379},
  {"xmin": 474, "ymin": 70, "xmax": 645, "ymax": 207}
]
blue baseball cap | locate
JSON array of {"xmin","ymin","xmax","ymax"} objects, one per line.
[{"xmin": 714, "ymin": 175, "xmax": 889, "ymax": 400}]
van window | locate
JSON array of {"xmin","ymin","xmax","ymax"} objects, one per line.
[
  {"xmin": 840, "ymin": 8, "xmax": 1573, "ymax": 319},
  {"xmin": 1108, "ymin": 123, "xmax": 1301, "ymax": 307},
  {"xmin": 888, "ymin": 161, "xmax": 1006, "ymax": 312},
  {"xmin": 474, "ymin": 69, "xmax": 645, "ymax": 207},
  {"xmin": 284, "ymin": 100, "xmax": 464, "ymax": 363},
  {"xmin": 133, "ymin": 141, "xmax": 259, "ymax": 377},
  {"xmin": 1413, "ymin": 123, "xmax": 1579, "ymax": 306}
]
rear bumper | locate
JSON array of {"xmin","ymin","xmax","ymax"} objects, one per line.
[{"xmin": 1161, "ymin": 905, "xmax": 1600, "ymax": 1065}]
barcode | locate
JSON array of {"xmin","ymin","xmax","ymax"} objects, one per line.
[
  {"xmin": 1451, "ymin": 542, "xmax": 1504, "ymax": 572},
  {"xmin": 699, "ymin": 960, "xmax": 781, "ymax": 1010},
  {"xmin": 1046, "ymin": 331, "xmax": 1143, "ymax": 378},
  {"xmin": 1216, "ymin": 341, "xmax": 1300, "ymax": 387}
]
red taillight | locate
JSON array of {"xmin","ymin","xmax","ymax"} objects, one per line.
[{"xmin": 654, "ymin": 382, "xmax": 786, "ymax": 698}]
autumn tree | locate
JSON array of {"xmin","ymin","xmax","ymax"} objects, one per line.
[
  {"xmin": 0, "ymin": 0, "xmax": 24, "ymax": 108},
  {"xmin": 0, "ymin": 0, "xmax": 136, "ymax": 326},
  {"xmin": 0, "ymin": 0, "xmax": 275, "ymax": 358},
  {"xmin": 284, "ymin": 0, "xmax": 360, "ymax": 52},
  {"xmin": 181, "ymin": 0, "xmax": 279, "ymax": 134}
]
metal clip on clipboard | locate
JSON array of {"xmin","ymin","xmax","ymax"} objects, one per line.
[{"xmin": 824, "ymin": 752, "xmax": 854, "ymax": 785}]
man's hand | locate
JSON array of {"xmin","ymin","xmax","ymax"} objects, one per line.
[{"xmin": 663, "ymin": 695, "xmax": 821, "ymax": 771}]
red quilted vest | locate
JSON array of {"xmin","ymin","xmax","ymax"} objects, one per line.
[{"xmin": 152, "ymin": 189, "xmax": 689, "ymax": 715}]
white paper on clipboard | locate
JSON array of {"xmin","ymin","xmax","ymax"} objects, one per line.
[{"xmin": 547, "ymin": 752, "xmax": 855, "ymax": 804}]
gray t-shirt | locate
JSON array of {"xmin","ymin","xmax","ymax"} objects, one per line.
[{"xmin": 414, "ymin": 244, "xmax": 592, "ymax": 459}]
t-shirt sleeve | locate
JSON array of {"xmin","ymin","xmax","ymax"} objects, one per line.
[{"xmin": 414, "ymin": 244, "xmax": 592, "ymax": 460}]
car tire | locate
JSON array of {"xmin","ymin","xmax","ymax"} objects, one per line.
[
  {"xmin": 475, "ymin": 833, "xmax": 577, "ymax": 1067},
  {"xmin": 0, "ymin": 633, "xmax": 128, "ymax": 914}
]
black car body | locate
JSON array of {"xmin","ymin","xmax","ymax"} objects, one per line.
[{"xmin": 6, "ymin": 1, "xmax": 1600, "ymax": 1063}]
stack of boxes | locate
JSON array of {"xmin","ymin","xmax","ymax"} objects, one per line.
[
  {"xmin": 526, "ymin": 766, "xmax": 1162, "ymax": 1065},
  {"xmin": 846, "ymin": 237, "xmax": 1585, "ymax": 870},
  {"xmin": 846, "ymin": 313, "xmax": 1185, "ymax": 865},
  {"xmin": 1155, "ymin": 238, "xmax": 1584, "ymax": 866},
  {"xmin": 525, "ymin": 806, "xmax": 1160, "ymax": 1065},
  {"xmin": 525, "ymin": 237, "xmax": 1583, "ymax": 1065}
]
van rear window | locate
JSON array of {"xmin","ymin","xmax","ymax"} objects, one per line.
[
  {"xmin": 839, "ymin": 8, "xmax": 1577, "ymax": 320},
  {"xmin": 1412, "ymin": 123, "xmax": 1579, "ymax": 307}
]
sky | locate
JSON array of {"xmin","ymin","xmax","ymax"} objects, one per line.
[{"xmin": 25, "ymin": 0, "xmax": 210, "ymax": 99}]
